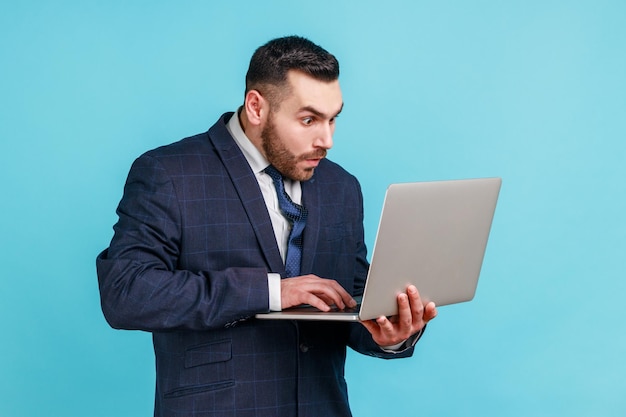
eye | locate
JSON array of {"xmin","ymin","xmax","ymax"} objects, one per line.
[{"xmin": 302, "ymin": 117, "xmax": 314, "ymax": 126}]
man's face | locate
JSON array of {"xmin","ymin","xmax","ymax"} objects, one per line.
[{"xmin": 261, "ymin": 70, "xmax": 343, "ymax": 181}]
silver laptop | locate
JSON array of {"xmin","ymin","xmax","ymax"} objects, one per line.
[{"xmin": 255, "ymin": 177, "xmax": 501, "ymax": 322}]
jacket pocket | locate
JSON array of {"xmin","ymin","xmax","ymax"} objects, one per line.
[
  {"xmin": 163, "ymin": 380, "xmax": 235, "ymax": 399},
  {"xmin": 184, "ymin": 339, "xmax": 232, "ymax": 368},
  {"xmin": 163, "ymin": 339, "xmax": 234, "ymax": 399}
]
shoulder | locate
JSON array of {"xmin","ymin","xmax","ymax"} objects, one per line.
[
  {"xmin": 143, "ymin": 132, "xmax": 212, "ymax": 160},
  {"xmin": 134, "ymin": 113, "xmax": 234, "ymax": 172}
]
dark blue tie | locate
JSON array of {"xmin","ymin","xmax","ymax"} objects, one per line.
[{"xmin": 264, "ymin": 165, "xmax": 307, "ymax": 277}]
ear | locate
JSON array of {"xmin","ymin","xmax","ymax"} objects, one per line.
[{"xmin": 243, "ymin": 90, "xmax": 268, "ymax": 127}]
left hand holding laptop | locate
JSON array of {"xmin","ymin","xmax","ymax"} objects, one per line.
[{"xmin": 360, "ymin": 285, "xmax": 438, "ymax": 347}]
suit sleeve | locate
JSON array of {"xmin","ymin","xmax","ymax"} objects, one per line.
[{"xmin": 96, "ymin": 154, "xmax": 270, "ymax": 332}]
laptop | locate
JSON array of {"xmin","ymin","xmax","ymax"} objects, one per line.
[{"xmin": 255, "ymin": 177, "xmax": 501, "ymax": 322}]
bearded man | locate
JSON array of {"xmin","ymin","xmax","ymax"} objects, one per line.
[{"xmin": 97, "ymin": 35, "xmax": 436, "ymax": 417}]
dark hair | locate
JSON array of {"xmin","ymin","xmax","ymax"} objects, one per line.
[{"xmin": 245, "ymin": 36, "xmax": 340, "ymax": 105}]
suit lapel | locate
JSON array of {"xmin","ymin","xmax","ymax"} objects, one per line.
[{"xmin": 207, "ymin": 114, "xmax": 285, "ymax": 275}]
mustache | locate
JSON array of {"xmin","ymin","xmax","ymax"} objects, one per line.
[{"xmin": 300, "ymin": 149, "xmax": 327, "ymax": 160}]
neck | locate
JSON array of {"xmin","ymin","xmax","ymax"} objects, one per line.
[{"xmin": 238, "ymin": 108, "xmax": 264, "ymax": 155}]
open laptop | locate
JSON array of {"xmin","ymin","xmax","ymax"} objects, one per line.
[{"xmin": 255, "ymin": 177, "xmax": 501, "ymax": 322}]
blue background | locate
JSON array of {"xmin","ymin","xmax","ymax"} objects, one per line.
[{"xmin": 1, "ymin": 1, "xmax": 624, "ymax": 416}]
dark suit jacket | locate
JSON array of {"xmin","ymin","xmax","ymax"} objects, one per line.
[{"xmin": 97, "ymin": 113, "xmax": 415, "ymax": 417}]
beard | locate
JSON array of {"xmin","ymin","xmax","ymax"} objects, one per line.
[{"xmin": 261, "ymin": 114, "xmax": 327, "ymax": 182}]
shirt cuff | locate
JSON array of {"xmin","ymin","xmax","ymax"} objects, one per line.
[
  {"xmin": 379, "ymin": 328, "xmax": 424, "ymax": 353},
  {"xmin": 268, "ymin": 273, "xmax": 282, "ymax": 311}
]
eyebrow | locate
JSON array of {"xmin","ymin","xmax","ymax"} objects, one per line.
[{"xmin": 299, "ymin": 103, "xmax": 344, "ymax": 120}]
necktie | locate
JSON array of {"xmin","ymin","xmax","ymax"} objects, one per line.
[{"xmin": 264, "ymin": 165, "xmax": 308, "ymax": 277}]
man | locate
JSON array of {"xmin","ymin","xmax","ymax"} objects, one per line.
[{"xmin": 97, "ymin": 36, "xmax": 437, "ymax": 417}]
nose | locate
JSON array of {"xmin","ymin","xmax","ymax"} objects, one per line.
[{"xmin": 314, "ymin": 122, "xmax": 334, "ymax": 149}]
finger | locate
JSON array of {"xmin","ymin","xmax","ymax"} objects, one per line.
[
  {"xmin": 326, "ymin": 280, "xmax": 357, "ymax": 308},
  {"xmin": 424, "ymin": 302, "xmax": 438, "ymax": 322},
  {"xmin": 317, "ymin": 294, "xmax": 337, "ymax": 306},
  {"xmin": 396, "ymin": 293, "xmax": 413, "ymax": 331},
  {"xmin": 301, "ymin": 293, "xmax": 333, "ymax": 312},
  {"xmin": 306, "ymin": 281, "xmax": 353, "ymax": 311},
  {"xmin": 359, "ymin": 316, "xmax": 397, "ymax": 346},
  {"xmin": 377, "ymin": 315, "xmax": 394, "ymax": 333},
  {"xmin": 295, "ymin": 276, "xmax": 345, "ymax": 307},
  {"xmin": 310, "ymin": 279, "xmax": 355, "ymax": 310},
  {"xmin": 406, "ymin": 285, "xmax": 425, "ymax": 322}
]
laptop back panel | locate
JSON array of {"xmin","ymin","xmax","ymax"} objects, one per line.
[{"xmin": 358, "ymin": 178, "xmax": 501, "ymax": 320}]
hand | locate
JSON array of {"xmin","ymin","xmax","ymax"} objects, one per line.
[
  {"xmin": 360, "ymin": 285, "xmax": 437, "ymax": 347},
  {"xmin": 281, "ymin": 275, "xmax": 357, "ymax": 312}
]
